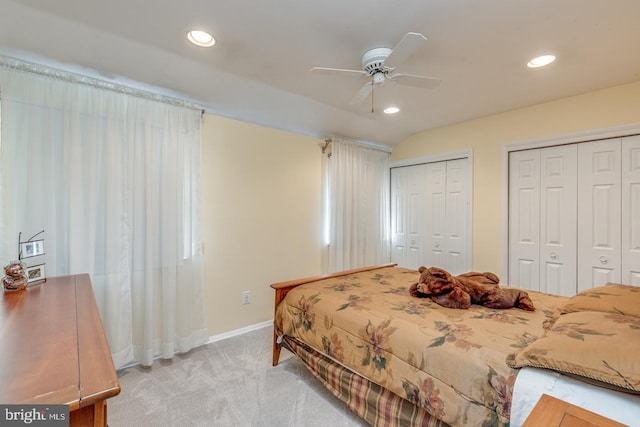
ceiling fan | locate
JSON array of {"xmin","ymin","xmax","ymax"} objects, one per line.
[{"xmin": 311, "ymin": 32, "xmax": 441, "ymax": 111}]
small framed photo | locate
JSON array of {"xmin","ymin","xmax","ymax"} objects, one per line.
[
  {"xmin": 26, "ymin": 263, "xmax": 46, "ymax": 283},
  {"xmin": 20, "ymin": 239, "xmax": 45, "ymax": 259}
]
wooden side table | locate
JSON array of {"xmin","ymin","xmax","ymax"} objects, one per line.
[
  {"xmin": 1, "ymin": 274, "xmax": 120, "ymax": 426},
  {"xmin": 523, "ymin": 394, "xmax": 626, "ymax": 427}
]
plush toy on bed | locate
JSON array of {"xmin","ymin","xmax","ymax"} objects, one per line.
[{"xmin": 409, "ymin": 266, "xmax": 535, "ymax": 311}]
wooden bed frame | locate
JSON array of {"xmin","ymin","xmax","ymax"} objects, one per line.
[{"xmin": 270, "ymin": 263, "xmax": 397, "ymax": 366}]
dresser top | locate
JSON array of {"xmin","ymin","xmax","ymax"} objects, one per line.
[{"xmin": 0, "ymin": 274, "xmax": 120, "ymax": 409}]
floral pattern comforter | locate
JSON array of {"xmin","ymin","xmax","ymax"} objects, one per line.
[{"xmin": 274, "ymin": 266, "xmax": 566, "ymax": 427}]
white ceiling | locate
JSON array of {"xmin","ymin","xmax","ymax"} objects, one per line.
[{"xmin": 1, "ymin": 0, "xmax": 639, "ymax": 147}]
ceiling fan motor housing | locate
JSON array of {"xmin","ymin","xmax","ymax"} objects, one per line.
[{"xmin": 362, "ymin": 47, "xmax": 392, "ymax": 75}]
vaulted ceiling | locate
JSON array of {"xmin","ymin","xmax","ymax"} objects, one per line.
[{"xmin": 1, "ymin": 0, "xmax": 639, "ymax": 146}]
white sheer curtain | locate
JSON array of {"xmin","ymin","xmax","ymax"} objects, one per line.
[
  {"xmin": 0, "ymin": 66, "xmax": 208, "ymax": 368},
  {"xmin": 327, "ymin": 139, "xmax": 390, "ymax": 272}
]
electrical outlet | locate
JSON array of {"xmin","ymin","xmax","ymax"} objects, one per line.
[{"xmin": 242, "ymin": 290, "xmax": 250, "ymax": 305}]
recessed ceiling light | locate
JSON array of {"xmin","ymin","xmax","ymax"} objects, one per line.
[
  {"xmin": 383, "ymin": 106, "xmax": 400, "ymax": 114},
  {"xmin": 527, "ymin": 54, "xmax": 556, "ymax": 68},
  {"xmin": 187, "ymin": 30, "xmax": 216, "ymax": 47}
]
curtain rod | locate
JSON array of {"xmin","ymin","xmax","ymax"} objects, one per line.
[
  {"xmin": 0, "ymin": 55, "xmax": 204, "ymax": 112},
  {"xmin": 322, "ymin": 137, "xmax": 392, "ymax": 154}
]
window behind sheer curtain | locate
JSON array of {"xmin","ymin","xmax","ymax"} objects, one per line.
[
  {"xmin": 326, "ymin": 139, "xmax": 390, "ymax": 272},
  {"xmin": 0, "ymin": 66, "xmax": 207, "ymax": 368}
]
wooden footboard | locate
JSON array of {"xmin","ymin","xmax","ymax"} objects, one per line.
[{"xmin": 270, "ymin": 263, "xmax": 397, "ymax": 366}]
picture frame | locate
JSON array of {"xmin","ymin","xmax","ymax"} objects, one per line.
[
  {"xmin": 26, "ymin": 263, "xmax": 46, "ymax": 283},
  {"xmin": 19, "ymin": 239, "xmax": 45, "ymax": 259}
]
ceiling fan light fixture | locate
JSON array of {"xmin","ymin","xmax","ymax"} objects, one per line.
[
  {"xmin": 187, "ymin": 30, "xmax": 216, "ymax": 47},
  {"xmin": 527, "ymin": 54, "xmax": 556, "ymax": 68},
  {"xmin": 372, "ymin": 71, "xmax": 386, "ymax": 85},
  {"xmin": 383, "ymin": 106, "xmax": 400, "ymax": 114}
]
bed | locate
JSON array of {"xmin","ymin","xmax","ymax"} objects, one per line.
[{"xmin": 271, "ymin": 264, "xmax": 640, "ymax": 426}]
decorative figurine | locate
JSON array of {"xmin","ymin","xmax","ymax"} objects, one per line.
[{"xmin": 3, "ymin": 260, "xmax": 28, "ymax": 291}]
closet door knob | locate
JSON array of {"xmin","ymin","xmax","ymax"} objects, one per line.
[
  {"xmin": 434, "ymin": 242, "xmax": 440, "ymax": 248},
  {"xmin": 600, "ymin": 256, "xmax": 608, "ymax": 264},
  {"xmin": 549, "ymin": 251, "xmax": 558, "ymax": 259}
]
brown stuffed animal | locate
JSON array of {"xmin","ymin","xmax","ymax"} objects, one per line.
[{"xmin": 409, "ymin": 266, "xmax": 535, "ymax": 311}]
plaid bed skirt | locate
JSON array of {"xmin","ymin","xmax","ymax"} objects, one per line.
[{"xmin": 283, "ymin": 336, "xmax": 450, "ymax": 427}]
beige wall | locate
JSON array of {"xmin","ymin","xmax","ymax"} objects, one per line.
[
  {"xmin": 200, "ymin": 80, "xmax": 640, "ymax": 335},
  {"xmin": 201, "ymin": 115, "xmax": 323, "ymax": 336},
  {"xmin": 392, "ymin": 80, "xmax": 640, "ymax": 274}
]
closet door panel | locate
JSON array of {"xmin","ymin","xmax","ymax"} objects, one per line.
[
  {"xmin": 445, "ymin": 159, "xmax": 469, "ymax": 275},
  {"xmin": 390, "ymin": 167, "xmax": 408, "ymax": 266},
  {"xmin": 509, "ymin": 150, "xmax": 541, "ymax": 290},
  {"xmin": 540, "ymin": 145, "xmax": 577, "ymax": 296},
  {"xmin": 406, "ymin": 165, "xmax": 426, "ymax": 269},
  {"xmin": 426, "ymin": 162, "xmax": 447, "ymax": 269},
  {"xmin": 622, "ymin": 135, "xmax": 640, "ymax": 285},
  {"xmin": 578, "ymin": 139, "xmax": 621, "ymax": 291},
  {"xmin": 390, "ymin": 165, "xmax": 428, "ymax": 269}
]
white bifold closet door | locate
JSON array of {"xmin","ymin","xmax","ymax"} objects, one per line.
[
  {"xmin": 577, "ymin": 138, "xmax": 622, "ymax": 290},
  {"xmin": 578, "ymin": 135, "xmax": 640, "ymax": 288},
  {"xmin": 509, "ymin": 135, "xmax": 640, "ymax": 295},
  {"xmin": 391, "ymin": 158, "xmax": 470, "ymax": 274},
  {"xmin": 390, "ymin": 164, "xmax": 426, "ymax": 270},
  {"xmin": 425, "ymin": 159, "xmax": 469, "ymax": 274},
  {"xmin": 509, "ymin": 144, "xmax": 577, "ymax": 295}
]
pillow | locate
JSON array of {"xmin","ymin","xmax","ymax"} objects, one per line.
[
  {"xmin": 507, "ymin": 310, "xmax": 640, "ymax": 393},
  {"xmin": 559, "ymin": 283, "xmax": 640, "ymax": 318}
]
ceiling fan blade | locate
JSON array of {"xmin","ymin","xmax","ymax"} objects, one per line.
[
  {"xmin": 384, "ymin": 32, "xmax": 427, "ymax": 69},
  {"xmin": 310, "ymin": 67, "xmax": 368, "ymax": 77},
  {"xmin": 349, "ymin": 81, "xmax": 373, "ymax": 105},
  {"xmin": 388, "ymin": 73, "xmax": 442, "ymax": 90}
]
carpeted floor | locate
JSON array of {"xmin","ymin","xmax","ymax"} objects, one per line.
[{"xmin": 109, "ymin": 325, "xmax": 368, "ymax": 426}]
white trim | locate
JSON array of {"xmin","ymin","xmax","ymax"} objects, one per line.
[
  {"xmin": 206, "ymin": 320, "xmax": 273, "ymax": 345},
  {"xmin": 500, "ymin": 149, "xmax": 510, "ymax": 280},
  {"xmin": 503, "ymin": 122, "xmax": 640, "ymax": 153},
  {"xmin": 500, "ymin": 122, "xmax": 640, "ymax": 279},
  {"xmin": 390, "ymin": 149, "xmax": 472, "ymax": 168},
  {"xmin": 389, "ymin": 149, "xmax": 473, "ymax": 271}
]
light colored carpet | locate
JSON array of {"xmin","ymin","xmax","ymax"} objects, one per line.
[{"xmin": 109, "ymin": 325, "xmax": 368, "ymax": 426}]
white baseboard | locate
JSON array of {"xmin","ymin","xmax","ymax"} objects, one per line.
[{"xmin": 206, "ymin": 319, "xmax": 273, "ymax": 344}]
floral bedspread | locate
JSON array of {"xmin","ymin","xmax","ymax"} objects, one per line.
[{"xmin": 274, "ymin": 266, "xmax": 566, "ymax": 427}]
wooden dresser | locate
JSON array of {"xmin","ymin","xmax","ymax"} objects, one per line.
[
  {"xmin": 1, "ymin": 274, "xmax": 121, "ymax": 426},
  {"xmin": 523, "ymin": 394, "xmax": 626, "ymax": 427}
]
